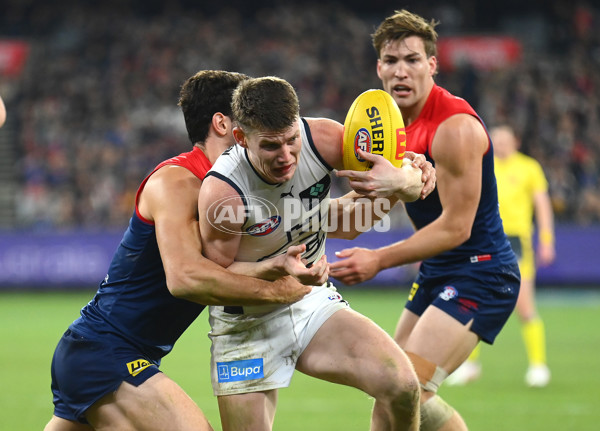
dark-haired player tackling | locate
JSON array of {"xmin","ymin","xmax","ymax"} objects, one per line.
[{"xmin": 44, "ymin": 70, "xmax": 312, "ymax": 431}]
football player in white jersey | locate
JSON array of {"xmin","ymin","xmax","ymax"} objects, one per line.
[{"xmin": 198, "ymin": 76, "xmax": 435, "ymax": 431}]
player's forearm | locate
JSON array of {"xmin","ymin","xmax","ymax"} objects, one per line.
[
  {"xmin": 227, "ymin": 259, "xmax": 284, "ymax": 281},
  {"xmin": 328, "ymin": 192, "xmax": 399, "ymax": 239},
  {"xmin": 534, "ymin": 192, "xmax": 555, "ymax": 246},
  {"xmin": 374, "ymin": 217, "xmax": 469, "ymax": 269},
  {"xmin": 170, "ymin": 264, "xmax": 294, "ymax": 305}
]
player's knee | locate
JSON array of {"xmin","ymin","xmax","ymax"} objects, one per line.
[
  {"xmin": 376, "ymin": 360, "xmax": 420, "ymax": 412},
  {"xmin": 405, "ymin": 351, "xmax": 448, "ymax": 393},
  {"xmin": 420, "ymin": 395, "xmax": 455, "ymax": 431}
]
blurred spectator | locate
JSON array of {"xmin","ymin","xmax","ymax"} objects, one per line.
[{"xmin": 1, "ymin": 0, "xmax": 599, "ymax": 229}]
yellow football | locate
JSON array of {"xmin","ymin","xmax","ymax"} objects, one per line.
[{"xmin": 342, "ymin": 89, "xmax": 406, "ymax": 171}]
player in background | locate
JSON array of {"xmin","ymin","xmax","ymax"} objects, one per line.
[
  {"xmin": 199, "ymin": 76, "xmax": 437, "ymax": 431},
  {"xmin": 330, "ymin": 10, "xmax": 521, "ymax": 431},
  {"xmin": 44, "ymin": 70, "xmax": 312, "ymax": 431},
  {"xmin": 447, "ymin": 124, "xmax": 555, "ymax": 388}
]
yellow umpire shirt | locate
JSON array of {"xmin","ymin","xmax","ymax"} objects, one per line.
[{"xmin": 494, "ymin": 152, "xmax": 549, "ymax": 238}]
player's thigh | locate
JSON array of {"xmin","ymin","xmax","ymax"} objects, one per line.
[
  {"xmin": 86, "ymin": 373, "xmax": 212, "ymax": 431},
  {"xmin": 217, "ymin": 390, "xmax": 277, "ymax": 431},
  {"xmin": 297, "ymin": 308, "xmax": 415, "ymax": 395},
  {"xmin": 404, "ymin": 305, "xmax": 479, "ymax": 374},
  {"xmin": 44, "ymin": 416, "xmax": 93, "ymax": 431}
]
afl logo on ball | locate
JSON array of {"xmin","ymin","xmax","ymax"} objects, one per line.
[{"xmin": 354, "ymin": 128, "xmax": 371, "ymax": 162}]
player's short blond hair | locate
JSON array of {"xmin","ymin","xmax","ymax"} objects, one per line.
[{"xmin": 372, "ymin": 9, "xmax": 439, "ymax": 59}]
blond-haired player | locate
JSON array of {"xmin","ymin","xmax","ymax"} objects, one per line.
[{"xmin": 330, "ymin": 10, "xmax": 522, "ymax": 431}]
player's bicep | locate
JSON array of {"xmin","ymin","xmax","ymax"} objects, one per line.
[
  {"xmin": 143, "ymin": 167, "xmax": 204, "ymax": 277},
  {"xmin": 198, "ymin": 175, "xmax": 243, "ymax": 267},
  {"xmin": 431, "ymin": 115, "xmax": 486, "ymax": 227}
]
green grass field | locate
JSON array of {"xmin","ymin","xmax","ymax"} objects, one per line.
[{"xmin": 1, "ymin": 287, "xmax": 599, "ymax": 430}]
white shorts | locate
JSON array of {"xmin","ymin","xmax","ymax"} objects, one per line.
[{"xmin": 208, "ymin": 283, "xmax": 349, "ymax": 396}]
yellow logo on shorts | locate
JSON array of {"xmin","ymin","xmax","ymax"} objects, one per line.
[
  {"xmin": 408, "ymin": 282, "xmax": 419, "ymax": 301},
  {"xmin": 126, "ymin": 359, "xmax": 152, "ymax": 377}
]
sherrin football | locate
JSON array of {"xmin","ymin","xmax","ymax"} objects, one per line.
[{"xmin": 342, "ymin": 89, "xmax": 406, "ymax": 171}]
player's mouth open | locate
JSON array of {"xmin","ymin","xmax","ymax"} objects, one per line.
[
  {"xmin": 393, "ymin": 85, "xmax": 411, "ymax": 95},
  {"xmin": 275, "ymin": 164, "xmax": 293, "ymax": 174}
]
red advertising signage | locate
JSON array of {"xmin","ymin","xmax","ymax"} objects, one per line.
[
  {"xmin": 437, "ymin": 36, "xmax": 522, "ymax": 71},
  {"xmin": 0, "ymin": 40, "xmax": 30, "ymax": 77}
]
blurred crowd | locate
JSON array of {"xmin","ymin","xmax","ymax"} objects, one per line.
[{"xmin": 1, "ymin": 0, "xmax": 599, "ymax": 230}]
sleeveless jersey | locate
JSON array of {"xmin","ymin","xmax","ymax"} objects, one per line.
[
  {"xmin": 70, "ymin": 147, "xmax": 211, "ymax": 359},
  {"xmin": 404, "ymin": 85, "xmax": 515, "ymax": 270},
  {"xmin": 206, "ymin": 118, "xmax": 332, "ymax": 265}
]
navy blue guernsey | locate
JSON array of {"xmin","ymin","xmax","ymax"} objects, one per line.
[
  {"xmin": 69, "ymin": 147, "xmax": 211, "ymax": 359},
  {"xmin": 404, "ymin": 85, "xmax": 515, "ymax": 273}
]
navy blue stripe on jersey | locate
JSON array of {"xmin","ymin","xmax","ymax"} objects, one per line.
[{"xmin": 302, "ymin": 117, "xmax": 333, "ymax": 172}]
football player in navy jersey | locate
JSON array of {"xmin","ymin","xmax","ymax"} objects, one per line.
[
  {"xmin": 44, "ymin": 70, "xmax": 312, "ymax": 431},
  {"xmin": 331, "ymin": 10, "xmax": 520, "ymax": 431}
]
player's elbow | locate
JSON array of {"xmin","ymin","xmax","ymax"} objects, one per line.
[{"xmin": 449, "ymin": 224, "xmax": 472, "ymax": 247}]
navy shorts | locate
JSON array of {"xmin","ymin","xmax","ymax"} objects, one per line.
[
  {"xmin": 50, "ymin": 328, "xmax": 162, "ymax": 423},
  {"xmin": 405, "ymin": 261, "xmax": 520, "ymax": 344}
]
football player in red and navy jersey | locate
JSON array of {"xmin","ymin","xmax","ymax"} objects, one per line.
[
  {"xmin": 332, "ymin": 10, "xmax": 520, "ymax": 431},
  {"xmin": 44, "ymin": 70, "xmax": 311, "ymax": 431}
]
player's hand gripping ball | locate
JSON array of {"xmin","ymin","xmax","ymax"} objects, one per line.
[{"xmin": 342, "ymin": 89, "xmax": 406, "ymax": 171}]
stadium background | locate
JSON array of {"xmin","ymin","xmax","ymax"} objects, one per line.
[
  {"xmin": 1, "ymin": 2, "xmax": 599, "ymax": 430},
  {"xmin": 0, "ymin": 0, "xmax": 598, "ymax": 289}
]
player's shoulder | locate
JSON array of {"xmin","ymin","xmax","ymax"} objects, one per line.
[
  {"xmin": 436, "ymin": 113, "xmax": 487, "ymax": 147},
  {"xmin": 304, "ymin": 117, "xmax": 344, "ymax": 169},
  {"xmin": 304, "ymin": 117, "xmax": 343, "ymax": 141}
]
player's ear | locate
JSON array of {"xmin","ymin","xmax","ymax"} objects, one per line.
[
  {"xmin": 212, "ymin": 113, "xmax": 228, "ymax": 137},
  {"xmin": 428, "ymin": 56, "xmax": 437, "ymax": 77},
  {"xmin": 232, "ymin": 127, "xmax": 248, "ymax": 148}
]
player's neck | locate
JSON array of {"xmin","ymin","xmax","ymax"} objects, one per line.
[{"xmin": 199, "ymin": 139, "xmax": 233, "ymax": 164}]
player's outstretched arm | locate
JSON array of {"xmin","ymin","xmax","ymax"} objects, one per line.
[
  {"xmin": 330, "ymin": 114, "xmax": 485, "ymax": 285},
  {"xmin": 327, "ymin": 190, "xmax": 399, "ymax": 240}
]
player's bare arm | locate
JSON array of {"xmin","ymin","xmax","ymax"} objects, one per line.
[
  {"xmin": 330, "ymin": 114, "xmax": 486, "ymax": 284},
  {"xmin": 198, "ymin": 175, "xmax": 322, "ymax": 290},
  {"xmin": 143, "ymin": 166, "xmax": 309, "ymax": 305},
  {"xmin": 327, "ymin": 187, "xmax": 400, "ymax": 240}
]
